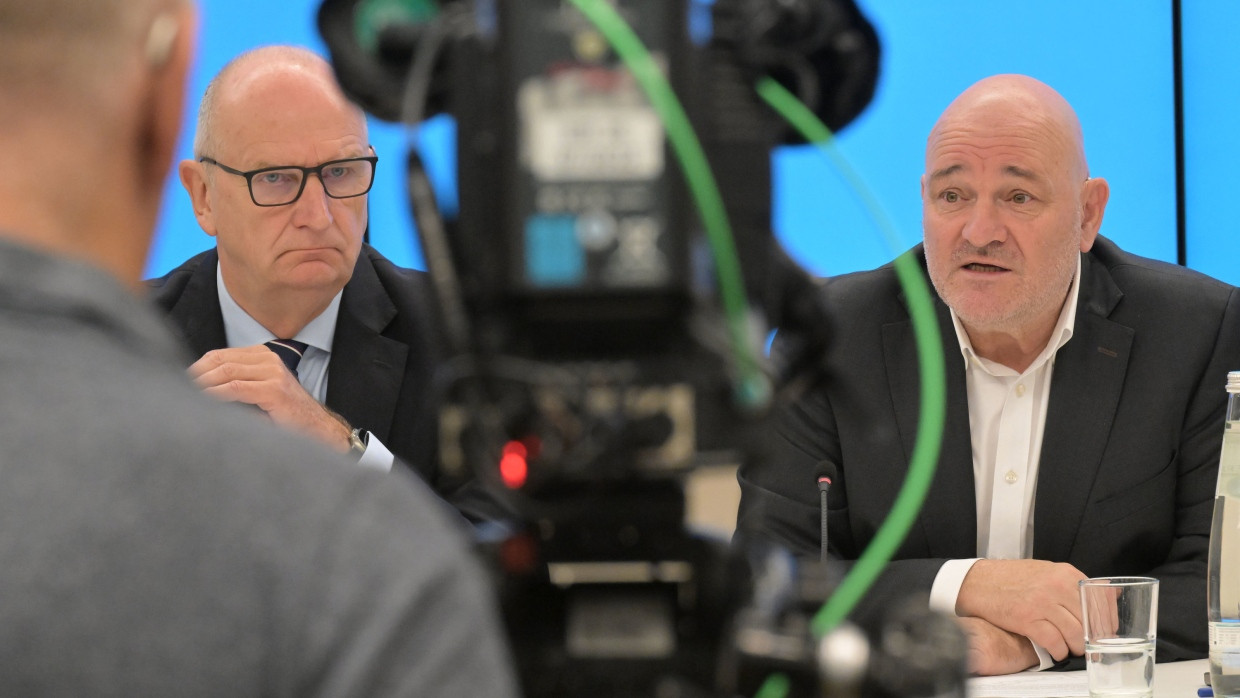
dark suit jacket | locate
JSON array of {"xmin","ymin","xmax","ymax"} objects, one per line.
[
  {"xmin": 737, "ymin": 236, "xmax": 1240, "ymax": 662},
  {"xmin": 147, "ymin": 245, "xmax": 473, "ymax": 504}
]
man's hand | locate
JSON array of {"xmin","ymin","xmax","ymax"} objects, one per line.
[
  {"xmin": 189, "ymin": 345, "xmax": 351, "ymax": 453},
  {"xmin": 956, "ymin": 616, "xmax": 1040, "ymax": 676},
  {"xmin": 957, "ymin": 559, "xmax": 1087, "ymax": 661}
]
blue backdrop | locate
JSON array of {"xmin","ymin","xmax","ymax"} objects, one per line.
[{"xmin": 151, "ymin": 2, "xmax": 1223, "ymax": 286}]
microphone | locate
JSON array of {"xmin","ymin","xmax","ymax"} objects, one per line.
[{"xmin": 816, "ymin": 460, "xmax": 838, "ymax": 564}]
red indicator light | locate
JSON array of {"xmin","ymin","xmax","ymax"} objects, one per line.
[{"xmin": 500, "ymin": 440, "xmax": 528, "ymax": 489}]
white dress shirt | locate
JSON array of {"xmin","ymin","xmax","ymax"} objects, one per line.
[
  {"xmin": 216, "ymin": 266, "xmax": 395, "ymax": 472},
  {"xmin": 928, "ymin": 256, "xmax": 1081, "ymax": 669}
]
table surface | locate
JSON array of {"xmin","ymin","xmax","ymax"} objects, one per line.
[
  {"xmin": 967, "ymin": 658, "xmax": 1209, "ymax": 697},
  {"xmin": 1153, "ymin": 659, "xmax": 1211, "ymax": 695}
]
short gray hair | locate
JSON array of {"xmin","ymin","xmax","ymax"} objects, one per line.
[{"xmin": 0, "ymin": 0, "xmax": 185, "ymax": 119}]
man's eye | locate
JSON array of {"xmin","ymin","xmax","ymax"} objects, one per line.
[
  {"xmin": 1012, "ymin": 192, "xmax": 1030, "ymax": 204},
  {"xmin": 942, "ymin": 191, "xmax": 959, "ymax": 203},
  {"xmin": 259, "ymin": 172, "xmax": 294, "ymax": 185}
]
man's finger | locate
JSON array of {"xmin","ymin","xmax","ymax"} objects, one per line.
[
  {"xmin": 192, "ymin": 361, "xmax": 287, "ymax": 390},
  {"xmin": 188, "ymin": 345, "xmax": 285, "ymax": 379},
  {"xmin": 1024, "ymin": 618, "xmax": 1070, "ymax": 662},
  {"xmin": 1049, "ymin": 603, "xmax": 1085, "ymax": 655}
]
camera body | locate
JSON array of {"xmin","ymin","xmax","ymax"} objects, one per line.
[
  {"xmin": 311, "ymin": 2, "xmax": 965, "ymax": 696},
  {"xmin": 438, "ymin": 0, "xmax": 781, "ymax": 488},
  {"xmin": 438, "ymin": 8, "xmax": 783, "ymax": 691}
]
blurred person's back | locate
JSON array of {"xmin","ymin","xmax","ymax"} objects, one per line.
[{"xmin": 0, "ymin": 2, "xmax": 517, "ymax": 695}]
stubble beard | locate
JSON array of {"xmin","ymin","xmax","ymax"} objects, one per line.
[{"xmin": 928, "ymin": 218, "xmax": 1082, "ymax": 337}]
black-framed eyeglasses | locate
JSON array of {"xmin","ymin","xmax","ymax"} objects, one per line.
[{"xmin": 199, "ymin": 155, "xmax": 379, "ymax": 207}]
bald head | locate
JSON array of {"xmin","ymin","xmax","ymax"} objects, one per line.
[
  {"xmin": 193, "ymin": 46, "xmax": 366, "ymax": 159},
  {"xmin": 0, "ymin": 0, "xmax": 186, "ymax": 123},
  {"xmin": 927, "ymin": 74, "xmax": 1089, "ymax": 183},
  {"xmin": 0, "ymin": 0, "xmax": 193, "ymax": 286}
]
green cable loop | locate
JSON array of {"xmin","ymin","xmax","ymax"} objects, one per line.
[
  {"xmin": 559, "ymin": 4, "xmax": 947, "ymax": 695},
  {"xmin": 755, "ymin": 77, "xmax": 947, "ymax": 637},
  {"xmin": 567, "ymin": 0, "xmax": 769, "ymax": 408},
  {"xmin": 753, "ymin": 672, "xmax": 791, "ymax": 698}
]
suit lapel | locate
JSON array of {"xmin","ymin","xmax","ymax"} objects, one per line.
[
  {"xmin": 325, "ymin": 251, "xmax": 408, "ymax": 442},
  {"xmin": 165, "ymin": 250, "xmax": 228, "ymax": 358},
  {"xmin": 884, "ymin": 288, "xmax": 978, "ymax": 559},
  {"xmin": 1033, "ymin": 254, "xmax": 1131, "ymax": 560}
]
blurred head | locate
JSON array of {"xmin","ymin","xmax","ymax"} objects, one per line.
[
  {"xmin": 920, "ymin": 74, "xmax": 1109, "ymax": 341},
  {"xmin": 0, "ymin": 0, "xmax": 194, "ymax": 284},
  {"xmin": 179, "ymin": 46, "xmax": 371, "ymax": 311}
]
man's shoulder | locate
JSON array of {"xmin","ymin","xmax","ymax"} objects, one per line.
[
  {"xmin": 813, "ymin": 248, "xmax": 920, "ymax": 318},
  {"xmin": 1088, "ymin": 236, "xmax": 1236, "ymax": 301},
  {"xmin": 2, "ymin": 317, "xmax": 512, "ymax": 696},
  {"xmin": 1085, "ymin": 237, "xmax": 1240, "ymax": 356},
  {"xmin": 357, "ymin": 244, "xmax": 429, "ymax": 283},
  {"xmin": 145, "ymin": 248, "xmax": 218, "ymax": 310},
  {"xmin": 13, "ymin": 324, "xmax": 478, "ymax": 607},
  {"xmin": 351, "ymin": 244, "xmax": 433, "ymax": 306},
  {"xmin": 48, "ymin": 334, "xmax": 457, "ymax": 538}
]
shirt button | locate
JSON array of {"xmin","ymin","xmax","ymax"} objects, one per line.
[
  {"xmin": 1005, "ymin": 470, "xmax": 1018, "ymax": 484},
  {"xmin": 1015, "ymin": 383, "xmax": 1027, "ymax": 397}
]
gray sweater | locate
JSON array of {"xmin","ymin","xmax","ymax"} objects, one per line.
[{"xmin": 0, "ymin": 238, "xmax": 517, "ymax": 697}]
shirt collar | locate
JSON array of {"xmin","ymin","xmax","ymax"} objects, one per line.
[
  {"xmin": 951, "ymin": 253, "xmax": 1081, "ymax": 375},
  {"xmin": 216, "ymin": 262, "xmax": 341, "ymax": 352}
]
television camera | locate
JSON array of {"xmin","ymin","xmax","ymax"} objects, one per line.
[{"xmin": 317, "ymin": 1, "xmax": 965, "ymax": 695}]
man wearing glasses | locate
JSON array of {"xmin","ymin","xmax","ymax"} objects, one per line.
[{"xmin": 150, "ymin": 46, "xmax": 484, "ymax": 515}]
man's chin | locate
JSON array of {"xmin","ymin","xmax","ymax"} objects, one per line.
[
  {"xmin": 279, "ymin": 262, "xmax": 350, "ymax": 293},
  {"xmin": 943, "ymin": 291, "xmax": 1018, "ymax": 331}
]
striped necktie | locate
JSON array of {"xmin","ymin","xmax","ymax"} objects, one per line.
[{"xmin": 265, "ymin": 339, "xmax": 309, "ymax": 378}]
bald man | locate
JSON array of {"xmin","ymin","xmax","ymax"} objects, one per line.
[
  {"xmin": 0, "ymin": 2, "xmax": 514, "ymax": 695},
  {"xmin": 738, "ymin": 74, "xmax": 1240, "ymax": 675},
  {"xmin": 149, "ymin": 46, "xmax": 497, "ymax": 519}
]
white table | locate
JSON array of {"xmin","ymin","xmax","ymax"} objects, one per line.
[{"xmin": 968, "ymin": 658, "xmax": 1209, "ymax": 697}]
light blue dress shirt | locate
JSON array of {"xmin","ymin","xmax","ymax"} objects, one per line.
[{"xmin": 216, "ymin": 265, "xmax": 394, "ymax": 471}]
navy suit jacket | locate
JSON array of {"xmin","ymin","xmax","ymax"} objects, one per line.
[
  {"xmin": 737, "ymin": 236, "xmax": 1240, "ymax": 662},
  {"xmin": 147, "ymin": 245, "xmax": 471, "ymax": 501}
]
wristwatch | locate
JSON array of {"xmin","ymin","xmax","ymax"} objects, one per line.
[{"xmin": 347, "ymin": 428, "xmax": 368, "ymax": 461}]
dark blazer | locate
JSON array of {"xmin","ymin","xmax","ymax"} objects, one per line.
[
  {"xmin": 737, "ymin": 236, "xmax": 1240, "ymax": 663},
  {"xmin": 147, "ymin": 245, "xmax": 464, "ymax": 499}
]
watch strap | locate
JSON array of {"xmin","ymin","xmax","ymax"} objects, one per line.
[{"xmin": 348, "ymin": 428, "xmax": 368, "ymax": 461}]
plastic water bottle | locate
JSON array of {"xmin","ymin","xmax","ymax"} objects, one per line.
[{"xmin": 1209, "ymin": 371, "xmax": 1240, "ymax": 696}]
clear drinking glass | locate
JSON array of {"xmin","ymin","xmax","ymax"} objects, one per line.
[{"xmin": 1079, "ymin": 576, "xmax": 1159, "ymax": 698}]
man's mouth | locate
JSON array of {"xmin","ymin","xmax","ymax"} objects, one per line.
[{"xmin": 962, "ymin": 262, "xmax": 1008, "ymax": 272}]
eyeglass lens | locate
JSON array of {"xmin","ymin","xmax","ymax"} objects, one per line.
[{"xmin": 251, "ymin": 159, "xmax": 374, "ymax": 205}]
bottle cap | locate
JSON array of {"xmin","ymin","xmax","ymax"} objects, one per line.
[{"xmin": 1229, "ymin": 371, "xmax": 1240, "ymax": 394}]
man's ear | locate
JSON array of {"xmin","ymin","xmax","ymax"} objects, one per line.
[
  {"xmin": 179, "ymin": 159, "xmax": 217, "ymax": 237},
  {"xmin": 1078, "ymin": 177, "xmax": 1110, "ymax": 253},
  {"xmin": 136, "ymin": 5, "xmax": 196, "ymax": 195}
]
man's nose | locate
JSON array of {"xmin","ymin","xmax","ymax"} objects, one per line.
[
  {"xmin": 961, "ymin": 199, "xmax": 1007, "ymax": 247},
  {"xmin": 291, "ymin": 173, "xmax": 334, "ymax": 228}
]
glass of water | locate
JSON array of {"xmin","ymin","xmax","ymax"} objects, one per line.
[{"xmin": 1079, "ymin": 577, "xmax": 1159, "ymax": 698}]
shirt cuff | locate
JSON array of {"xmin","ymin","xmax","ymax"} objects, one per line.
[
  {"xmin": 356, "ymin": 433, "xmax": 395, "ymax": 472},
  {"xmin": 929, "ymin": 558, "xmax": 981, "ymax": 615},
  {"xmin": 1029, "ymin": 641, "xmax": 1055, "ymax": 671}
]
